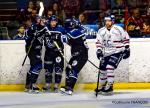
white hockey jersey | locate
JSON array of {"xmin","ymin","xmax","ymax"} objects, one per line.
[{"xmin": 96, "ymin": 25, "xmax": 129, "ymax": 57}]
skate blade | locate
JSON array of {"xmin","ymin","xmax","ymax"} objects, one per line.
[
  {"xmin": 53, "ymin": 90, "xmax": 59, "ymax": 93},
  {"xmin": 95, "ymin": 91, "xmax": 103, "ymax": 95},
  {"xmin": 60, "ymin": 90, "xmax": 72, "ymax": 95},
  {"xmin": 42, "ymin": 89, "xmax": 51, "ymax": 93},
  {"xmin": 28, "ymin": 90, "xmax": 40, "ymax": 94},
  {"xmin": 101, "ymin": 92, "xmax": 113, "ymax": 96},
  {"xmin": 24, "ymin": 89, "xmax": 30, "ymax": 93}
]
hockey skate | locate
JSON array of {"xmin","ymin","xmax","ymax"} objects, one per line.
[
  {"xmin": 53, "ymin": 87, "xmax": 59, "ymax": 93},
  {"xmin": 24, "ymin": 85, "xmax": 30, "ymax": 92},
  {"xmin": 42, "ymin": 86, "xmax": 51, "ymax": 93},
  {"xmin": 95, "ymin": 86, "xmax": 105, "ymax": 94},
  {"xmin": 29, "ymin": 84, "xmax": 40, "ymax": 94},
  {"xmin": 101, "ymin": 85, "xmax": 113, "ymax": 95},
  {"xmin": 95, "ymin": 82, "xmax": 107, "ymax": 94},
  {"xmin": 60, "ymin": 86, "xmax": 73, "ymax": 95}
]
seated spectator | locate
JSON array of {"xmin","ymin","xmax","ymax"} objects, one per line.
[
  {"xmin": 62, "ymin": 0, "xmax": 80, "ymax": 18},
  {"xmin": 126, "ymin": 8, "xmax": 144, "ymax": 31},
  {"xmin": 0, "ymin": 27, "xmax": 10, "ymax": 40},
  {"xmin": 6, "ymin": 16, "xmax": 20, "ymax": 39},
  {"xmin": 127, "ymin": 22, "xmax": 142, "ymax": 37},
  {"xmin": 13, "ymin": 25, "xmax": 25, "ymax": 40},
  {"xmin": 97, "ymin": 12, "xmax": 105, "ymax": 28},
  {"xmin": 35, "ymin": 0, "xmax": 41, "ymax": 11},
  {"xmin": 52, "ymin": 2, "xmax": 65, "ymax": 24},
  {"xmin": 23, "ymin": 17, "xmax": 32, "ymax": 29},
  {"xmin": 79, "ymin": 12, "xmax": 87, "ymax": 25},
  {"xmin": 26, "ymin": 1, "xmax": 35, "ymax": 16},
  {"xmin": 30, "ymin": 9, "xmax": 38, "ymax": 24},
  {"xmin": 142, "ymin": 19, "xmax": 150, "ymax": 37},
  {"xmin": 47, "ymin": 9, "xmax": 53, "ymax": 18}
]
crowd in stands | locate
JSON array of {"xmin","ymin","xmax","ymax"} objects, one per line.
[{"xmin": 0, "ymin": 0, "xmax": 150, "ymax": 40}]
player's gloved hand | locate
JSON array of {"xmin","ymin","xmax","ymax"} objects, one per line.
[
  {"xmin": 123, "ymin": 46, "xmax": 130, "ymax": 59},
  {"xmin": 96, "ymin": 49, "xmax": 103, "ymax": 59}
]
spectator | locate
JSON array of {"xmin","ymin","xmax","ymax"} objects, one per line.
[
  {"xmin": 35, "ymin": 0, "xmax": 41, "ymax": 11},
  {"xmin": 127, "ymin": 22, "xmax": 142, "ymax": 37},
  {"xmin": 78, "ymin": 12, "xmax": 87, "ymax": 25},
  {"xmin": 23, "ymin": 17, "xmax": 32, "ymax": 29},
  {"xmin": 52, "ymin": 2, "xmax": 65, "ymax": 24},
  {"xmin": 6, "ymin": 16, "xmax": 20, "ymax": 39},
  {"xmin": 62, "ymin": 0, "xmax": 80, "ymax": 18},
  {"xmin": 96, "ymin": 12, "xmax": 105, "ymax": 28},
  {"xmin": 15, "ymin": 9, "xmax": 27, "ymax": 24},
  {"xmin": 0, "ymin": 27, "xmax": 10, "ymax": 40},
  {"xmin": 143, "ymin": 19, "xmax": 150, "ymax": 32},
  {"xmin": 46, "ymin": 9, "xmax": 53, "ymax": 18},
  {"xmin": 13, "ymin": 25, "xmax": 25, "ymax": 40},
  {"xmin": 30, "ymin": 9, "xmax": 38, "ymax": 24},
  {"xmin": 25, "ymin": 1, "xmax": 35, "ymax": 17},
  {"xmin": 142, "ymin": 19, "xmax": 150, "ymax": 36},
  {"xmin": 126, "ymin": 8, "xmax": 144, "ymax": 31}
]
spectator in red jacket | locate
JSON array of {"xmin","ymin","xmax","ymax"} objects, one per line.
[{"xmin": 126, "ymin": 8, "xmax": 144, "ymax": 31}]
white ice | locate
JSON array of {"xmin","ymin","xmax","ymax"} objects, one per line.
[{"xmin": 0, "ymin": 90, "xmax": 150, "ymax": 108}]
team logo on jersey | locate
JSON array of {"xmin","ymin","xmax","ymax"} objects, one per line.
[
  {"xmin": 56, "ymin": 56, "xmax": 61, "ymax": 63},
  {"xmin": 72, "ymin": 60, "xmax": 78, "ymax": 66}
]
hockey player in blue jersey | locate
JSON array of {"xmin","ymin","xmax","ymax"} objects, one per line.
[
  {"xmin": 95, "ymin": 15, "xmax": 130, "ymax": 95},
  {"xmin": 24, "ymin": 16, "xmax": 49, "ymax": 93},
  {"xmin": 60, "ymin": 18, "xmax": 88, "ymax": 95},
  {"xmin": 42, "ymin": 15, "xmax": 66, "ymax": 92}
]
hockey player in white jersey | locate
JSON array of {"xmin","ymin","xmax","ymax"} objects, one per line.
[{"xmin": 95, "ymin": 15, "xmax": 130, "ymax": 95}]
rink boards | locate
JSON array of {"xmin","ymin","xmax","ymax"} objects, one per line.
[{"xmin": 0, "ymin": 38, "xmax": 150, "ymax": 91}]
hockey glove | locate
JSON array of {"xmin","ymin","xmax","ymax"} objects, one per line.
[
  {"xmin": 123, "ymin": 46, "xmax": 130, "ymax": 59},
  {"xmin": 96, "ymin": 49, "xmax": 103, "ymax": 59}
]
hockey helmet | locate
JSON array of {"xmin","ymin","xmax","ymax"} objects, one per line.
[
  {"xmin": 64, "ymin": 18, "xmax": 81, "ymax": 29},
  {"xmin": 49, "ymin": 15, "xmax": 58, "ymax": 22},
  {"xmin": 104, "ymin": 15, "xmax": 115, "ymax": 22}
]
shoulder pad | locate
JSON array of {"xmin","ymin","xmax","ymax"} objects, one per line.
[{"xmin": 67, "ymin": 28, "xmax": 86, "ymax": 39}]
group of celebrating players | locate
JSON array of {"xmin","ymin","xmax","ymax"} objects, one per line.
[{"xmin": 24, "ymin": 7, "xmax": 130, "ymax": 96}]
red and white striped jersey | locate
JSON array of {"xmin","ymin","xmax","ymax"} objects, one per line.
[{"xmin": 96, "ymin": 25, "xmax": 129, "ymax": 56}]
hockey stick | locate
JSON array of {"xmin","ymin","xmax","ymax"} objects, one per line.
[
  {"xmin": 19, "ymin": 36, "xmax": 36, "ymax": 75},
  {"xmin": 95, "ymin": 58, "xmax": 102, "ymax": 97},
  {"xmin": 87, "ymin": 59, "xmax": 99, "ymax": 69},
  {"xmin": 53, "ymin": 41, "xmax": 72, "ymax": 68}
]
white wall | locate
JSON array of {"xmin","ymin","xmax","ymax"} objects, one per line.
[{"xmin": 0, "ymin": 38, "xmax": 149, "ymax": 84}]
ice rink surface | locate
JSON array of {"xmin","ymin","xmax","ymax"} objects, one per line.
[{"xmin": 0, "ymin": 90, "xmax": 150, "ymax": 108}]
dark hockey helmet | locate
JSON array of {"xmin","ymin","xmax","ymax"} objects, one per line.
[
  {"xmin": 64, "ymin": 18, "xmax": 81, "ymax": 29},
  {"xmin": 64, "ymin": 18, "xmax": 75, "ymax": 29},
  {"xmin": 72, "ymin": 18, "xmax": 81, "ymax": 27},
  {"xmin": 36, "ymin": 15, "xmax": 46, "ymax": 21},
  {"xmin": 35, "ymin": 15, "xmax": 46, "ymax": 25},
  {"xmin": 48, "ymin": 15, "xmax": 58, "ymax": 22}
]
